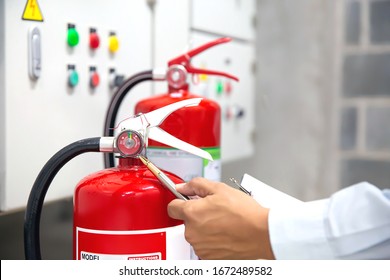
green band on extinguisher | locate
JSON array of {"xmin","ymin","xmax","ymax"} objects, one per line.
[{"xmin": 203, "ymin": 147, "xmax": 220, "ymax": 167}]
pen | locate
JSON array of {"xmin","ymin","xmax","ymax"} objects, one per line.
[
  {"xmin": 229, "ymin": 177, "xmax": 252, "ymax": 196},
  {"xmin": 139, "ymin": 155, "xmax": 190, "ymax": 201}
]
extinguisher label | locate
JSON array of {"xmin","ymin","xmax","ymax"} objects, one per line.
[
  {"xmin": 76, "ymin": 225, "xmax": 190, "ymax": 260},
  {"xmin": 80, "ymin": 251, "xmax": 162, "ymax": 260},
  {"xmin": 147, "ymin": 147, "xmax": 221, "ymax": 182}
]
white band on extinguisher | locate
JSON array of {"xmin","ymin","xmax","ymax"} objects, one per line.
[{"xmin": 76, "ymin": 224, "xmax": 192, "ymax": 260}]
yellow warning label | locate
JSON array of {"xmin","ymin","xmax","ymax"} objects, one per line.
[{"xmin": 22, "ymin": 0, "xmax": 44, "ymax": 22}]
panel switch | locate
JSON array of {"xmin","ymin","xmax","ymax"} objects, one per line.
[
  {"xmin": 89, "ymin": 66, "xmax": 100, "ymax": 88},
  {"xmin": 67, "ymin": 65, "xmax": 79, "ymax": 87},
  {"xmin": 108, "ymin": 32, "xmax": 119, "ymax": 53},
  {"xmin": 89, "ymin": 28, "xmax": 100, "ymax": 49},
  {"xmin": 109, "ymin": 68, "xmax": 124, "ymax": 89},
  {"xmin": 67, "ymin": 24, "xmax": 79, "ymax": 47},
  {"xmin": 28, "ymin": 27, "xmax": 41, "ymax": 80}
]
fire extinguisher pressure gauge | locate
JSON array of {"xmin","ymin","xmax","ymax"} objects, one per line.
[
  {"xmin": 167, "ymin": 65, "xmax": 187, "ymax": 89},
  {"xmin": 116, "ymin": 130, "xmax": 143, "ymax": 157}
]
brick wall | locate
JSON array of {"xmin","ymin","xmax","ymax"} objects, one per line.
[
  {"xmin": 223, "ymin": 0, "xmax": 390, "ymax": 201},
  {"xmin": 340, "ymin": 0, "xmax": 390, "ymax": 189}
]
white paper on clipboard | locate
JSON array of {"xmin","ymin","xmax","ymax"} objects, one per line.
[{"xmin": 240, "ymin": 174, "xmax": 303, "ymax": 208}]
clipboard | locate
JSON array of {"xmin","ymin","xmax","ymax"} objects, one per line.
[{"xmin": 240, "ymin": 173, "xmax": 303, "ymax": 208}]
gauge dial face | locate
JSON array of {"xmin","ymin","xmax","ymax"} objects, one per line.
[{"xmin": 116, "ymin": 130, "xmax": 143, "ymax": 157}]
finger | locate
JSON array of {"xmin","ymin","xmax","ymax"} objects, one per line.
[
  {"xmin": 186, "ymin": 177, "xmax": 220, "ymax": 198},
  {"xmin": 175, "ymin": 183, "xmax": 197, "ymax": 196},
  {"xmin": 167, "ymin": 199, "xmax": 187, "ymax": 220}
]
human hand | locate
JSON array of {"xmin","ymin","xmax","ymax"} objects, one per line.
[{"xmin": 168, "ymin": 177, "xmax": 275, "ymax": 260}]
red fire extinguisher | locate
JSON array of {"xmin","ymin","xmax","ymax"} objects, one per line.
[
  {"xmin": 136, "ymin": 37, "xmax": 238, "ymax": 182},
  {"xmin": 103, "ymin": 37, "xmax": 238, "ymax": 182},
  {"xmin": 24, "ymin": 98, "xmax": 212, "ymax": 260}
]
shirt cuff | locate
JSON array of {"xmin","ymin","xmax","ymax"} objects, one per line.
[{"xmin": 268, "ymin": 199, "xmax": 334, "ymax": 259}]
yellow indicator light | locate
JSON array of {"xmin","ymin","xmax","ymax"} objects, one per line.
[
  {"xmin": 108, "ymin": 34, "xmax": 119, "ymax": 53},
  {"xmin": 199, "ymin": 73, "xmax": 208, "ymax": 82}
]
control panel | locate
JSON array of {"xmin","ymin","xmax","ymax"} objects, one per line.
[{"xmin": 0, "ymin": 0, "xmax": 152, "ymax": 211}]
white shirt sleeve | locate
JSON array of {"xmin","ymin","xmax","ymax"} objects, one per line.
[{"xmin": 268, "ymin": 182, "xmax": 390, "ymax": 259}]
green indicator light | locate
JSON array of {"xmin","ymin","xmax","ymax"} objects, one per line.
[
  {"xmin": 68, "ymin": 70, "xmax": 79, "ymax": 87},
  {"xmin": 67, "ymin": 28, "xmax": 79, "ymax": 47},
  {"xmin": 216, "ymin": 80, "xmax": 224, "ymax": 95}
]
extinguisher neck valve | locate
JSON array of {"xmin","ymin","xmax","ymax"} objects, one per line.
[
  {"xmin": 118, "ymin": 157, "xmax": 143, "ymax": 167},
  {"xmin": 167, "ymin": 65, "xmax": 188, "ymax": 89},
  {"xmin": 115, "ymin": 98, "xmax": 213, "ymax": 161}
]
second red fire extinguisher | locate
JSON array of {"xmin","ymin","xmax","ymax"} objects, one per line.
[{"xmin": 136, "ymin": 37, "xmax": 238, "ymax": 182}]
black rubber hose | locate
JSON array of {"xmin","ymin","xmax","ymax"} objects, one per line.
[
  {"xmin": 103, "ymin": 70, "xmax": 154, "ymax": 168},
  {"xmin": 24, "ymin": 137, "xmax": 101, "ymax": 260}
]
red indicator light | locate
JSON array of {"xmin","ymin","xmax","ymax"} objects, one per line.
[
  {"xmin": 90, "ymin": 71, "xmax": 100, "ymax": 88},
  {"xmin": 89, "ymin": 31, "xmax": 100, "ymax": 49}
]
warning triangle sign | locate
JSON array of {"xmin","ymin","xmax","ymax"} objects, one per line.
[{"xmin": 22, "ymin": 0, "xmax": 44, "ymax": 22}]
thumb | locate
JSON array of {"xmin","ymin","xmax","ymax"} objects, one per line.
[{"xmin": 167, "ymin": 199, "xmax": 187, "ymax": 220}]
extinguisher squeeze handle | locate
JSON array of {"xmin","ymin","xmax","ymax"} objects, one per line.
[
  {"xmin": 117, "ymin": 98, "xmax": 214, "ymax": 161},
  {"xmin": 168, "ymin": 37, "xmax": 239, "ymax": 81}
]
